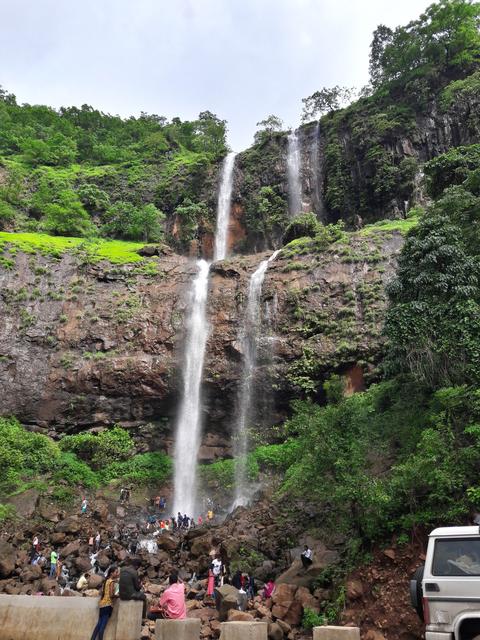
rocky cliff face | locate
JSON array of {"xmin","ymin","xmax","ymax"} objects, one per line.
[
  {"xmin": 0, "ymin": 228, "xmax": 402, "ymax": 457},
  {"xmin": 225, "ymin": 89, "xmax": 480, "ymax": 253}
]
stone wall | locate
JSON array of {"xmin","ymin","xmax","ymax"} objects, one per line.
[{"xmin": 0, "ymin": 595, "xmax": 142, "ymax": 640}]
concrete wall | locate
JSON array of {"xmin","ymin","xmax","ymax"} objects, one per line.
[
  {"xmin": 156, "ymin": 618, "xmax": 201, "ymax": 640},
  {"xmin": 313, "ymin": 626, "xmax": 360, "ymax": 640},
  {"xmin": 0, "ymin": 594, "xmax": 142, "ymax": 640},
  {"xmin": 219, "ymin": 621, "xmax": 268, "ymax": 640}
]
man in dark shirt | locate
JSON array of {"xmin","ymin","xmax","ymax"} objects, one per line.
[{"xmin": 119, "ymin": 559, "xmax": 147, "ymax": 617}]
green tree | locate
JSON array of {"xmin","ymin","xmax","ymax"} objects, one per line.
[
  {"xmin": 369, "ymin": 25, "xmax": 394, "ymax": 87},
  {"xmin": 102, "ymin": 201, "xmax": 164, "ymax": 241},
  {"xmin": 43, "ymin": 190, "xmax": 95, "ymax": 237},
  {"xmin": 254, "ymin": 115, "xmax": 284, "ymax": 143},
  {"xmin": 301, "ymin": 86, "xmax": 355, "ymax": 122},
  {"xmin": 193, "ymin": 111, "xmax": 228, "ymax": 158},
  {"xmin": 77, "ymin": 184, "xmax": 111, "ymax": 212},
  {"xmin": 21, "ymin": 133, "xmax": 77, "ymax": 166},
  {"xmin": 374, "ymin": 0, "xmax": 480, "ymax": 88}
]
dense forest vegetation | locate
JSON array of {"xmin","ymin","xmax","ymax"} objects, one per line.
[{"xmin": 0, "ymin": 97, "xmax": 227, "ymax": 247}]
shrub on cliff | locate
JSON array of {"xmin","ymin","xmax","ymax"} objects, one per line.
[
  {"xmin": 59, "ymin": 426, "xmax": 134, "ymax": 470},
  {"xmin": 100, "ymin": 452, "xmax": 172, "ymax": 485},
  {"xmin": 0, "ymin": 417, "xmax": 59, "ymax": 491},
  {"xmin": 283, "ymin": 212, "xmax": 320, "ymax": 243}
]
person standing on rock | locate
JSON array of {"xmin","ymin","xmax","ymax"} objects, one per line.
[
  {"xmin": 95, "ymin": 531, "xmax": 101, "ymax": 552},
  {"xmin": 211, "ymin": 555, "xmax": 222, "ymax": 587},
  {"xmin": 90, "ymin": 565, "xmax": 119, "ymax": 640},
  {"xmin": 245, "ymin": 572, "xmax": 255, "ymax": 598},
  {"xmin": 49, "ymin": 549, "xmax": 58, "ymax": 578},
  {"xmin": 119, "ymin": 558, "xmax": 147, "ymax": 617},
  {"xmin": 301, "ymin": 545, "xmax": 313, "ymax": 570},
  {"xmin": 81, "ymin": 497, "xmax": 88, "ymax": 515}
]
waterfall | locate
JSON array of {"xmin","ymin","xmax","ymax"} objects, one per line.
[
  {"xmin": 214, "ymin": 151, "xmax": 237, "ymax": 261},
  {"xmin": 173, "ymin": 151, "xmax": 237, "ymax": 515},
  {"xmin": 233, "ymin": 250, "xmax": 280, "ymax": 507},
  {"xmin": 287, "ymin": 130, "xmax": 302, "ymax": 216},
  {"xmin": 173, "ymin": 259, "xmax": 210, "ymax": 516}
]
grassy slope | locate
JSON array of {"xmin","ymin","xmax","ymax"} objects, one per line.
[{"xmin": 0, "ymin": 232, "xmax": 152, "ymax": 263}]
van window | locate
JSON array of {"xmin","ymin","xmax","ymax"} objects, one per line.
[{"xmin": 433, "ymin": 538, "xmax": 480, "ymax": 576}]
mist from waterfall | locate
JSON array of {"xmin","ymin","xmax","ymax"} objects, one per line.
[
  {"xmin": 287, "ymin": 129, "xmax": 302, "ymax": 216},
  {"xmin": 214, "ymin": 151, "xmax": 237, "ymax": 261},
  {"xmin": 233, "ymin": 250, "xmax": 280, "ymax": 508},
  {"xmin": 172, "ymin": 259, "xmax": 210, "ymax": 516}
]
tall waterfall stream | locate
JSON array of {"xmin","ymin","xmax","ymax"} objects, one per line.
[{"xmin": 173, "ymin": 152, "xmax": 236, "ymax": 515}]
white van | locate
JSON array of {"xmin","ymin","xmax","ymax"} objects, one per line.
[{"xmin": 411, "ymin": 526, "xmax": 480, "ymax": 640}]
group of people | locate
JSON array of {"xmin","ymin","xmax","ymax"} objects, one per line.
[{"xmin": 145, "ymin": 510, "xmax": 215, "ymax": 534}]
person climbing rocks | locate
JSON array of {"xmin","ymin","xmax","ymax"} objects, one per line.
[
  {"xmin": 30, "ymin": 535, "xmax": 39, "ymax": 562},
  {"xmin": 206, "ymin": 566, "xmax": 215, "ymax": 599},
  {"xmin": 95, "ymin": 531, "xmax": 101, "ymax": 552},
  {"xmin": 263, "ymin": 578, "xmax": 276, "ymax": 599},
  {"xmin": 77, "ymin": 571, "xmax": 91, "ymax": 591},
  {"xmin": 81, "ymin": 497, "xmax": 88, "ymax": 515},
  {"xmin": 119, "ymin": 558, "xmax": 147, "ymax": 617},
  {"xmin": 148, "ymin": 573, "xmax": 186, "ymax": 620},
  {"xmin": 246, "ymin": 573, "xmax": 255, "ymax": 598},
  {"xmin": 301, "ymin": 545, "xmax": 313, "ymax": 569},
  {"xmin": 211, "ymin": 555, "xmax": 222, "ymax": 587},
  {"xmin": 232, "ymin": 569, "xmax": 242, "ymax": 590},
  {"xmin": 49, "ymin": 549, "xmax": 58, "ymax": 578},
  {"xmin": 237, "ymin": 583, "xmax": 248, "ymax": 611},
  {"xmin": 159, "ymin": 496, "xmax": 166, "ymax": 510},
  {"xmin": 90, "ymin": 565, "xmax": 119, "ymax": 640}
]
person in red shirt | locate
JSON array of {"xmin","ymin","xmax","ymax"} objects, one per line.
[{"xmin": 148, "ymin": 573, "xmax": 186, "ymax": 620}]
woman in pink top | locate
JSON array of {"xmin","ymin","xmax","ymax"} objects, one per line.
[
  {"xmin": 263, "ymin": 579, "xmax": 276, "ymax": 599},
  {"xmin": 148, "ymin": 573, "xmax": 186, "ymax": 620}
]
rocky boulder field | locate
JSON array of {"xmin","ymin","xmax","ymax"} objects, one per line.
[{"xmin": 0, "ymin": 487, "xmax": 425, "ymax": 639}]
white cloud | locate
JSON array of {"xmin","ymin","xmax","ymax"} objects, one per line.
[{"xmin": 0, "ymin": 0, "xmax": 433, "ymax": 150}]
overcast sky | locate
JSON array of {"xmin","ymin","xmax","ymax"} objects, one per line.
[{"xmin": 0, "ymin": 0, "xmax": 433, "ymax": 150}]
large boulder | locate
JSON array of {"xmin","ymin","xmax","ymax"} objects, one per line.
[
  {"xmin": 74, "ymin": 556, "xmax": 93, "ymax": 574},
  {"xmin": 228, "ymin": 610, "xmax": 255, "ymax": 622},
  {"xmin": 61, "ymin": 540, "xmax": 81, "ymax": 558},
  {"xmin": 215, "ymin": 584, "xmax": 240, "ymax": 622},
  {"xmin": 156, "ymin": 535, "xmax": 178, "ymax": 552},
  {"xmin": 346, "ymin": 579, "xmax": 364, "ymax": 601},
  {"xmin": 55, "ymin": 516, "xmax": 82, "ymax": 534},
  {"xmin": 0, "ymin": 542, "xmax": 16, "ymax": 578},
  {"xmin": 190, "ymin": 534, "xmax": 213, "ymax": 558},
  {"xmin": 7, "ymin": 488, "xmax": 39, "ymax": 518},
  {"xmin": 268, "ymin": 622, "xmax": 284, "ymax": 640},
  {"xmin": 88, "ymin": 574, "xmax": 104, "ymax": 590}
]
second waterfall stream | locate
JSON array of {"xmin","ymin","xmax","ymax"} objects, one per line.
[
  {"xmin": 173, "ymin": 152, "xmax": 237, "ymax": 516},
  {"xmin": 233, "ymin": 249, "xmax": 280, "ymax": 508}
]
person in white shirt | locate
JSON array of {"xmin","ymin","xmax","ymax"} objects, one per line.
[
  {"xmin": 211, "ymin": 556, "xmax": 222, "ymax": 586},
  {"xmin": 301, "ymin": 545, "xmax": 313, "ymax": 569}
]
